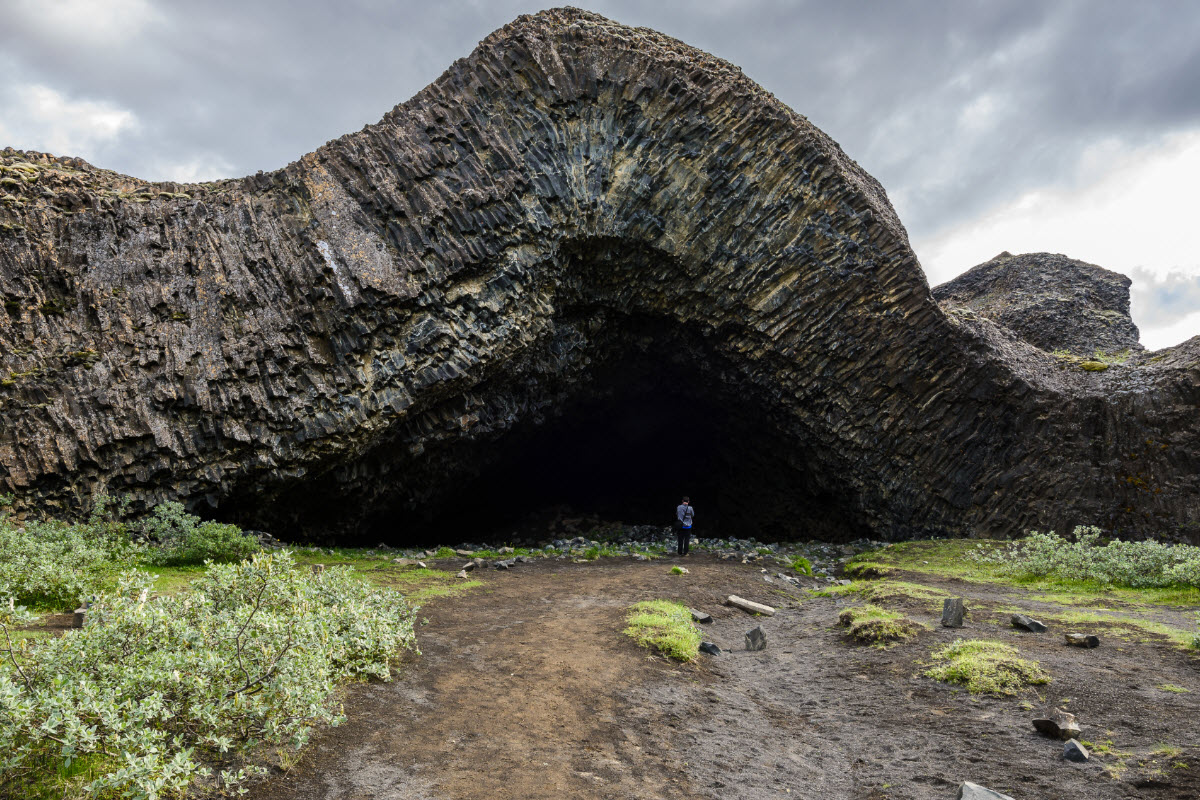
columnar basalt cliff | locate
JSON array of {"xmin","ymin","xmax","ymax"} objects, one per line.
[{"xmin": 1, "ymin": 9, "xmax": 1198, "ymax": 542}]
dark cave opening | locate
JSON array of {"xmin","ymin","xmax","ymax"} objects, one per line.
[{"xmin": 218, "ymin": 314, "xmax": 872, "ymax": 547}]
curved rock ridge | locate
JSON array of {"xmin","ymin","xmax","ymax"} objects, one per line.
[
  {"xmin": 0, "ymin": 8, "xmax": 1197, "ymax": 542},
  {"xmin": 933, "ymin": 251, "xmax": 1142, "ymax": 357}
]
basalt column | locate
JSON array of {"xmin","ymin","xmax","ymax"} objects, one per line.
[{"xmin": 0, "ymin": 8, "xmax": 1197, "ymax": 541}]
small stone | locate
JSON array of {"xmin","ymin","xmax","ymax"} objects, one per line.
[
  {"xmin": 633, "ymin": 553, "xmax": 649, "ymax": 561},
  {"xmin": 699, "ymin": 641, "xmax": 722, "ymax": 656},
  {"xmin": 1063, "ymin": 738, "xmax": 1090, "ymax": 762},
  {"xmin": 72, "ymin": 607, "xmax": 87, "ymax": 628},
  {"xmin": 745, "ymin": 625, "xmax": 767, "ymax": 651},
  {"xmin": 726, "ymin": 595, "xmax": 776, "ymax": 616},
  {"xmin": 1011, "ymin": 613, "xmax": 1047, "ymax": 633},
  {"xmin": 498, "ymin": 546, "xmax": 514, "ymax": 555},
  {"xmin": 837, "ymin": 579, "xmax": 852, "ymax": 586},
  {"xmin": 689, "ymin": 608, "xmax": 713, "ymax": 624},
  {"xmin": 392, "ymin": 557, "xmax": 419, "ymax": 566},
  {"xmin": 1064, "ymin": 633, "xmax": 1100, "ymax": 648},
  {"xmin": 956, "ymin": 782, "xmax": 1016, "ymax": 800},
  {"xmin": 311, "ymin": 563, "xmax": 325, "ymax": 574},
  {"xmin": 455, "ymin": 549, "xmax": 473, "ymax": 557},
  {"xmin": 460, "ymin": 561, "xmax": 476, "ymax": 572},
  {"xmin": 455, "ymin": 570, "xmax": 470, "ymax": 579},
  {"xmin": 942, "ymin": 597, "xmax": 965, "ymax": 628},
  {"xmin": 493, "ymin": 560, "xmax": 509, "ymax": 570},
  {"xmin": 1032, "ymin": 707, "xmax": 1081, "ymax": 740}
]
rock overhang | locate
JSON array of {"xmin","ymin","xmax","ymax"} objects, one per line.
[{"xmin": 0, "ymin": 8, "xmax": 1197, "ymax": 543}]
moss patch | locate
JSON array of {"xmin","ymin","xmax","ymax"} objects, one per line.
[
  {"xmin": 925, "ymin": 638, "xmax": 1050, "ymax": 696},
  {"xmin": 624, "ymin": 599, "xmax": 701, "ymax": 662},
  {"xmin": 837, "ymin": 604, "xmax": 922, "ymax": 646}
]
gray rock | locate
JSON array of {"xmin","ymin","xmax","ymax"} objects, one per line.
[
  {"xmin": 1011, "ymin": 613, "xmax": 1047, "ymax": 633},
  {"xmin": 1063, "ymin": 738, "xmax": 1090, "ymax": 762},
  {"xmin": 1033, "ymin": 708, "xmax": 1081, "ymax": 741},
  {"xmin": 699, "ymin": 641, "xmax": 722, "ymax": 656},
  {"xmin": 72, "ymin": 607, "xmax": 86, "ymax": 629},
  {"xmin": 957, "ymin": 782, "xmax": 1016, "ymax": 800},
  {"xmin": 493, "ymin": 560, "xmax": 510, "ymax": 570},
  {"xmin": 455, "ymin": 570, "xmax": 470, "ymax": 579},
  {"xmin": 460, "ymin": 561, "xmax": 476, "ymax": 572},
  {"xmin": 942, "ymin": 598, "xmax": 965, "ymax": 628},
  {"xmin": 745, "ymin": 626, "xmax": 767, "ymax": 651},
  {"xmin": 689, "ymin": 608, "xmax": 713, "ymax": 624},
  {"xmin": 311, "ymin": 564, "xmax": 325, "ymax": 575},
  {"xmin": 1064, "ymin": 633, "xmax": 1100, "ymax": 648}
]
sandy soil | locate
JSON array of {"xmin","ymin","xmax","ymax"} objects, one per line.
[{"xmin": 242, "ymin": 556, "xmax": 1200, "ymax": 800}]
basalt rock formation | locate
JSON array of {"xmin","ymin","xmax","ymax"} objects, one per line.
[
  {"xmin": 933, "ymin": 251, "xmax": 1143, "ymax": 357},
  {"xmin": 1, "ymin": 8, "xmax": 1198, "ymax": 543}
]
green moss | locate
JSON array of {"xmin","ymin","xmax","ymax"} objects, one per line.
[
  {"xmin": 838, "ymin": 603, "xmax": 922, "ymax": 646},
  {"xmin": 1158, "ymin": 684, "xmax": 1190, "ymax": 694},
  {"xmin": 925, "ymin": 638, "xmax": 1050, "ymax": 695},
  {"xmin": 1080, "ymin": 361, "xmax": 1110, "ymax": 371},
  {"xmin": 624, "ymin": 599, "xmax": 701, "ymax": 662}
]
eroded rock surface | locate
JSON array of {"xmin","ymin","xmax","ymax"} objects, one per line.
[
  {"xmin": 933, "ymin": 251, "xmax": 1142, "ymax": 357},
  {"xmin": 1, "ymin": 9, "xmax": 1198, "ymax": 542}
]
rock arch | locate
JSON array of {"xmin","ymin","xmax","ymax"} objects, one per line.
[{"xmin": 0, "ymin": 9, "xmax": 1197, "ymax": 541}]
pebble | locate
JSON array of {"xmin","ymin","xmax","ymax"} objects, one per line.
[
  {"xmin": 1063, "ymin": 738, "xmax": 1090, "ymax": 762},
  {"xmin": 745, "ymin": 625, "xmax": 767, "ymax": 651}
]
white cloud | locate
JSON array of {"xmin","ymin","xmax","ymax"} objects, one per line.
[
  {"xmin": 0, "ymin": 84, "xmax": 139, "ymax": 160},
  {"xmin": 7, "ymin": 0, "xmax": 160, "ymax": 45},
  {"xmin": 915, "ymin": 128, "xmax": 1200, "ymax": 350}
]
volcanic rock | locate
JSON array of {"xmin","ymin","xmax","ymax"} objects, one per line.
[
  {"xmin": 933, "ymin": 251, "xmax": 1142, "ymax": 357},
  {"xmin": 1033, "ymin": 708, "xmax": 1081, "ymax": 740},
  {"xmin": 941, "ymin": 598, "xmax": 965, "ymax": 628},
  {"xmin": 1011, "ymin": 614, "xmax": 1047, "ymax": 633},
  {"xmin": 0, "ymin": 9, "xmax": 1198, "ymax": 543}
]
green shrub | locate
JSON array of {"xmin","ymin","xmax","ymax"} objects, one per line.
[
  {"xmin": 583, "ymin": 545, "xmax": 600, "ymax": 560},
  {"xmin": 624, "ymin": 600, "xmax": 701, "ymax": 661},
  {"xmin": 972, "ymin": 526, "xmax": 1200, "ymax": 589},
  {"xmin": 0, "ymin": 550, "xmax": 418, "ymax": 798},
  {"xmin": 434, "ymin": 546, "xmax": 456, "ymax": 559},
  {"xmin": 925, "ymin": 638, "xmax": 1050, "ymax": 695},
  {"xmin": 142, "ymin": 502, "xmax": 260, "ymax": 566},
  {"xmin": 0, "ymin": 516, "xmax": 141, "ymax": 609},
  {"xmin": 838, "ymin": 604, "xmax": 921, "ymax": 646},
  {"xmin": 790, "ymin": 555, "xmax": 813, "ymax": 576}
]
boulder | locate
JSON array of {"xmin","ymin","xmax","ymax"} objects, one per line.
[
  {"xmin": 1033, "ymin": 708, "xmax": 1081, "ymax": 741},
  {"xmin": 942, "ymin": 598, "xmax": 965, "ymax": 628},
  {"xmin": 1063, "ymin": 739, "xmax": 1090, "ymax": 762},
  {"xmin": 957, "ymin": 782, "xmax": 1016, "ymax": 800},
  {"xmin": 1011, "ymin": 614, "xmax": 1047, "ymax": 633},
  {"xmin": 745, "ymin": 626, "xmax": 767, "ymax": 651},
  {"xmin": 699, "ymin": 641, "xmax": 722, "ymax": 656},
  {"xmin": 1064, "ymin": 633, "xmax": 1100, "ymax": 648},
  {"xmin": 727, "ymin": 596, "xmax": 776, "ymax": 616}
]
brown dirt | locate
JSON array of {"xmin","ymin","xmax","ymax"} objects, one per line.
[{"xmin": 242, "ymin": 556, "xmax": 1200, "ymax": 800}]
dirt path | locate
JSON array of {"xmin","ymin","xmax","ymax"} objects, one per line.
[{"xmin": 244, "ymin": 557, "xmax": 1200, "ymax": 800}]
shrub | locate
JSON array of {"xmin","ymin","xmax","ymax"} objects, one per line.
[
  {"xmin": 0, "ymin": 516, "xmax": 141, "ymax": 609},
  {"xmin": 434, "ymin": 546, "xmax": 456, "ymax": 559},
  {"xmin": 838, "ymin": 604, "xmax": 921, "ymax": 646},
  {"xmin": 142, "ymin": 502, "xmax": 260, "ymax": 566},
  {"xmin": 972, "ymin": 526, "xmax": 1200, "ymax": 589},
  {"xmin": 624, "ymin": 600, "xmax": 701, "ymax": 661},
  {"xmin": 790, "ymin": 555, "xmax": 813, "ymax": 576},
  {"xmin": 925, "ymin": 638, "xmax": 1050, "ymax": 695},
  {"xmin": 0, "ymin": 551, "xmax": 418, "ymax": 799}
]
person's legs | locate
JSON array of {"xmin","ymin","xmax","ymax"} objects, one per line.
[
  {"xmin": 676, "ymin": 529, "xmax": 686, "ymax": 555},
  {"xmin": 683, "ymin": 530, "xmax": 691, "ymax": 555}
]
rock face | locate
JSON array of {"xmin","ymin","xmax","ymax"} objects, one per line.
[
  {"xmin": 933, "ymin": 251, "xmax": 1142, "ymax": 357},
  {"xmin": 0, "ymin": 9, "xmax": 1198, "ymax": 543}
]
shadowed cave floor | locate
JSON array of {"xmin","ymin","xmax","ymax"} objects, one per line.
[{"xmin": 240, "ymin": 557, "xmax": 1200, "ymax": 800}]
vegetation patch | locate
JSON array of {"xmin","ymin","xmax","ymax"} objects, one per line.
[
  {"xmin": 0, "ymin": 551, "xmax": 419, "ymax": 799},
  {"xmin": 837, "ymin": 603, "xmax": 922, "ymax": 646},
  {"xmin": 624, "ymin": 599, "xmax": 701, "ymax": 662},
  {"xmin": 789, "ymin": 555, "xmax": 813, "ymax": 576},
  {"xmin": 924, "ymin": 638, "xmax": 1050, "ymax": 696}
]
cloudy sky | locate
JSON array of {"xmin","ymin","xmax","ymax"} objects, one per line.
[{"xmin": 3, "ymin": 0, "xmax": 1198, "ymax": 349}]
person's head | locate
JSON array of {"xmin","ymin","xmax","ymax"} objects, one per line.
[{"xmin": 682, "ymin": 496, "xmax": 690, "ymax": 504}]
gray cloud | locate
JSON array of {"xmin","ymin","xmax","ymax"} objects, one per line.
[
  {"xmin": 1131, "ymin": 268, "xmax": 1200, "ymax": 327},
  {"xmin": 1, "ymin": 0, "xmax": 1199, "ymax": 248}
]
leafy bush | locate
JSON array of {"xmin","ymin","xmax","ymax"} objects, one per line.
[
  {"xmin": 838, "ymin": 604, "xmax": 921, "ymax": 646},
  {"xmin": 142, "ymin": 502, "xmax": 260, "ymax": 566},
  {"xmin": 434, "ymin": 546, "xmax": 456, "ymax": 559},
  {"xmin": 925, "ymin": 638, "xmax": 1050, "ymax": 695},
  {"xmin": 790, "ymin": 555, "xmax": 813, "ymax": 576},
  {"xmin": 971, "ymin": 526, "xmax": 1200, "ymax": 589},
  {"xmin": 0, "ymin": 516, "xmax": 142, "ymax": 609},
  {"xmin": 0, "ymin": 551, "xmax": 419, "ymax": 799},
  {"xmin": 624, "ymin": 600, "xmax": 700, "ymax": 661}
]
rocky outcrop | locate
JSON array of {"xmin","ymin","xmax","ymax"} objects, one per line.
[
  {"xmin": 1, "ymin": 9, "xmax": 1198, "ymax": 543},
  {"xmin": 933, "ymin": 251, "xmax": 1142, "ymax": 357}
]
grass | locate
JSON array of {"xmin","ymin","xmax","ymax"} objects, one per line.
[
  {"xmin": 924, "ymin": 638, "xmax": 1050, "ymax": 696},
  {"xmin": 837, "ymin": 604, "xmax": 922, "ymax": 647},
  {"xmin": 790, "ymin": 555, "xmax": 813, "ymax": 576},
  {"xmin": 624, "ymin": 599, "xmax": 701, "ymax": 662},
  {"xmin": 1158, "ymin": 684, "xmax": 1191, "ymax": 694},
  {"xmin": 670, "ymin": 565, "xmax": 686, "ymax": 575}
]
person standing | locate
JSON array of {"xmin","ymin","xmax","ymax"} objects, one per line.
[{"xmin": 675, "ymin": 496, "xmax": 695, "ymax": 556}]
